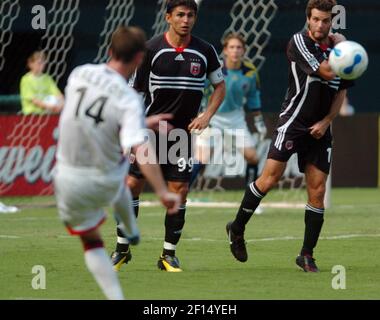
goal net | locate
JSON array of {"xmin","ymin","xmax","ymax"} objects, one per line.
[
  {"xmin": 0, "ymin": 0, "xmax": 20, "ymax": 72},
  {"xmin": 0, "ymin": 0, "xmax": 310, "ymax": 204}
]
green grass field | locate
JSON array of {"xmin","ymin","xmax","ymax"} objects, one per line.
[{"xmin": 0, "ymin": 188, "xmax": 379, "ymax": 300}]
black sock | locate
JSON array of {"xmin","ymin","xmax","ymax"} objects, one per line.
[
  {"xmin": 162, "ymin": 249, "xmax": 176, "ymax": 257},
  {"xmin": 115, "ymin": 197, "xmax": 139, "ymax": 252},
  {"xmin": 163, "ymin": 204, "xmax": 186, "ymax": 256},
  {"xmin": 301, "ymin": 205, "xmax": 325, "ymax": 256},
  {"xmin": 245, "ymin": 164, "xmax": 258, "ymax": 186},
  {"xmin": 232, "ymin": 182, "xmax": 265, "ymax": 235},
  {"xmin": 131, "ymin": 197, "xmax": 140, "ymax": 218},
  {"xmin": 116, "ymin": 240, "xmax": 129, "ymax": 253}
]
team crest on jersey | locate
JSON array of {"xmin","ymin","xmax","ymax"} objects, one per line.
[
  {"xmin": 285, "ymin": 140, "xmax": 294, "ymax": 150},
  {"xmin": 190, "ymin": 62, "xmax": 201, "ymax": 76}
]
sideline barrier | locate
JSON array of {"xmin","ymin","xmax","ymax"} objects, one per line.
[
  {"xmin": 0, "ymin": 114, "xmax": 58, "ymax": 196},
  {"xmin": 0, "ymin": 114, "xmax": 378, "ymax": 196}
]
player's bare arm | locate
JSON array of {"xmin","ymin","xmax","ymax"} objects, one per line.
[
  {"xmin": 146, "ymin": 113, "xmax": 174, "ymax": 133},
  {"xmin": 31, "ymin": 98, "xmax": 49, "ymax": 110},
  {"xmin": 309, "ymin": 89, "xmax": 347, "ymax": 139},
  {"xmin": 316, "ymin": 60, "xmax": 335, "ymax": 81},
  {"xmin": 188, "ymin": 80, "xmax": 225, "ymax": 131},
  {"xmin": 317, "ymin": 32, "xmax": 347, "ymax": 81}
]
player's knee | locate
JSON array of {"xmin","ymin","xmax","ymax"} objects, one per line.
[
  {"xmin": 243, "ymin": 148, "xmax": 258, "ymax": 164},
  {"xmin": 178, "ymin": 185, "xmax": 189, "ymax": 202},
  {"xmin": 127, "ymin": 177, "xmax": 144, "ymax": 197},
  {"xmin": 245, "ymin": 153, "xmax": 258, "ymax": 164},
  {"xmin": 309, "ymin": 183, "xmax": 326, "ymax": 203},
  {"xmin": 259, "ymin": 173, "xmax": 281, "ymax": 192},
  {"xmin": 169, "ymin": 182, "xmax": 189, "ymax": 202},
  {"xmin": 265, "ymin": 177, "xmax": 278, "ymax": 191}
]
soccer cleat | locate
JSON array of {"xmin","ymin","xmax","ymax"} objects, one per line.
[
  {"xmin": 296, "ymin": 254, "xmax": 319, "ymax": 272},
  {"xmin": 157, "ymin": 255, "xmax": 182, "ymax": 272},
  {"xmin": 226, "ymin": 221, "xmax": 248, "ymax": 262},
  {"xmin": 111, "ymin": 249, "xmax": 132, "ymax": 272}
]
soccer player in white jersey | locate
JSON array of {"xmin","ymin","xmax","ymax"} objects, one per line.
[{"xmin": 54, "ymin": 26, "xmax": 180, "ymax": 299}]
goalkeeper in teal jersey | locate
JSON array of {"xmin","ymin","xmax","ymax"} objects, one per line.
[{"xmin": 191, "ymin": 33, "xmax": 267, "ymax": 188}]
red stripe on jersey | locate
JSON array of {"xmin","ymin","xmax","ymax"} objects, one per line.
[
  {"xmin": 65, "ymin": 216, "xmax": 106, "ymax": 236},
  {"xmin": 319, "ymin": 43, "xmax": 329, "ymax": 51},
  {"xmin": 164, "ymin": 32, "xmax": 190, "ymax": 52}
]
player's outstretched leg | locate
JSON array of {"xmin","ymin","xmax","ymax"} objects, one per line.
[
  {"xmin": 81, "ymin": 230, "xmax": 124, "ymax": 300},
  {"xmin": 226, "ymin": 182, "xmax": 266, "ymax": 262},
  {"xmin": 111, "ymin": 188, "xmax": 139, "ymax": 271}
]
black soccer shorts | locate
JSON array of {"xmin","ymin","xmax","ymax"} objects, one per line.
[
  {"xmin": 128, "ymin": 132, "xmax": 194, "ymax": 182},
  {"xmin": 267, "ymin": 129, "xmax": 333, "ymax": 174}
]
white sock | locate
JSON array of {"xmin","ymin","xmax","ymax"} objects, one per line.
[
  {"xmin": 84, "ymin": 247, "xmax": 124, "ymax": 300},
  {"xmin": 113, "ymin": 187, "xmax": 139, "ymax": 241}
]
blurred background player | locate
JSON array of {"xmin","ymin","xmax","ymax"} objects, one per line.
[
  {"xmin": 111, "ymin": 0, "xmax": 225, "ymax": 272},
  {"xmin": 19, "ymin": 51, "xmax": 64, "ymax": 114},
  {"xmin": 54, "ymin": 26, "xmax": 180, "ymax": 299},
  {"xmin": 190, "ymin": 33, "xmax": 267, "ymax": 191},
  {"xmin": 226, "ymin": 0, "xmax": 353, "ymax": 272}
]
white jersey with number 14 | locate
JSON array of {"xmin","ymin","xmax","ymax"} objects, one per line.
[{"xmin": 56, "ymin": 63, "xmax": 146, "ymax": 174}]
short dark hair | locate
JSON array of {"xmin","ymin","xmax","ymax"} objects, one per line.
[
  {"xmin": 306, "ymin": 0, "xmax": 337, "ymax": 18},
  {"xmin": 166, "ymin": 0, "xmax": 198, "ymax": 15},
  {"xmin": 222, "ymin": 33, "xmax": 246, "ymax": 49},
  {"xmin": 110, "ymin": 26, "xmax": 146, "ymax": 63}
]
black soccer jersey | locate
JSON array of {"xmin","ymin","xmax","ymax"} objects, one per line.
[
  {"xmin": 278, "ymin": 30, "xmax": 353, "ymax": 132},
  {"xmin": 133, "ymin": 33, "xmax": 223, "ymax": 130}
]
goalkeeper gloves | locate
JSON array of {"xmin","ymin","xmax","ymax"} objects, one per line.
[{"xmin": 254, "ymin": 114, "xmax": 267, "ymax": 141}]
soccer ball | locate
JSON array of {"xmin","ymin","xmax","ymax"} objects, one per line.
[
  {"xmin": 43, "ymin": 95, "xmax": 60, "ymax": 109},
  {"xmin": 328, "ymin": 41, "xmax": 368, "ymax": 80}
]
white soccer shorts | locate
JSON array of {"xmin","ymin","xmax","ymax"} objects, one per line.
[{"xmin": 53, "ymin": 164, "xmax": 125, "ymax": 235}]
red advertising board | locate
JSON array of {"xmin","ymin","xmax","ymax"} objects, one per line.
[{"xmin": 0, "ymin": 114, "xmax": 59, "ymax": 196}]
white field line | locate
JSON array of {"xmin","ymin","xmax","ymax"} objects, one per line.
[
  {"xmin": 0, "ymin": 235, "xmax": 20, "ymax": 239},
  {"xmin": 14, "ymin": 297, "xmax": 57, "ymax": 300},
  {"xmin": 2, "ymin": 201, "xmax": 379, "ymax": 213},
  {"xmin": 141, "ymin": 200, "xmax": 306, "ymax": 209},
  {"xmin": 1, "ymin": 217, "xmax": 58, "ymax": 221},
  {"xmin": 16, "ymin": 233, "xmax": 380, "ymax": 242},
  {"xmin": 139, "ymin": 233, "xmax": 380, "ymax": 243}
]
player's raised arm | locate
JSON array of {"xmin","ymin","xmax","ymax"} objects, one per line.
[
  {"xmin": 287, "ymin": 33, "xmax": 335, "ymax": 81},
  {"xmin": 287, "ymin": 13, "xmax": 349, "ymax": 82},
  {"xmin": 317, "ymin": 33, "xmax": 347, "ymax": 80},
  {"xmin": 316, "ymin": 60, "xmax": 335, "ymax": 80}
]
